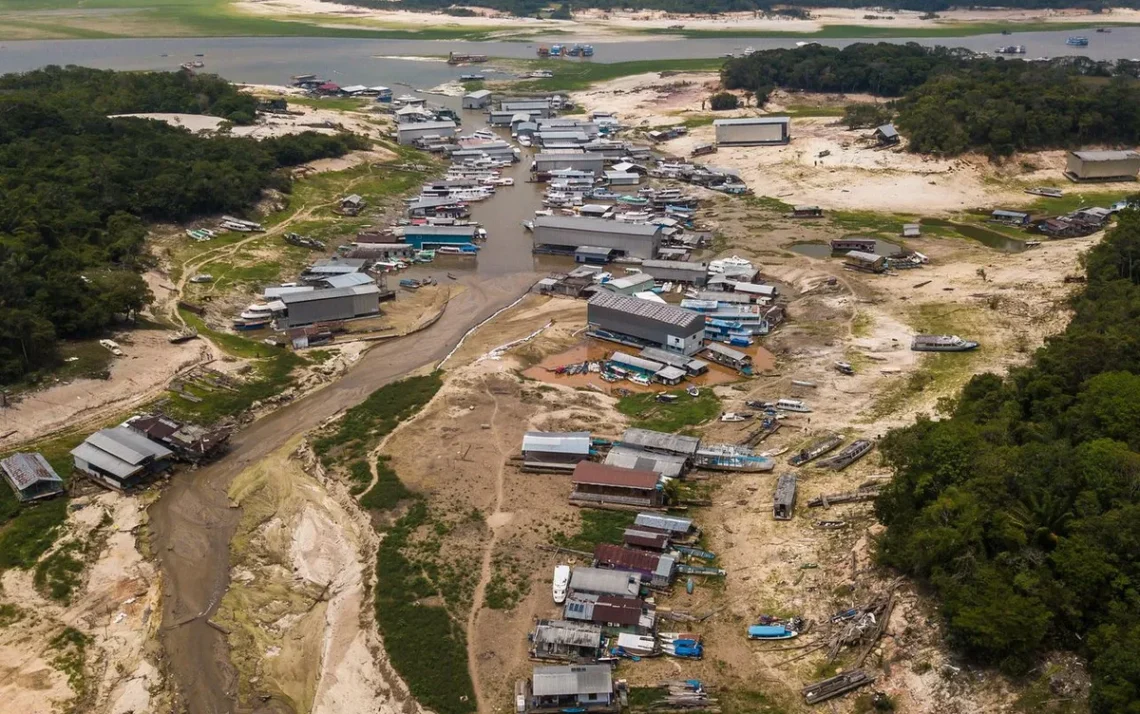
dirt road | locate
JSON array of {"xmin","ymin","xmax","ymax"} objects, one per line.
[{"xmin": 148, "ymin": 271, "xmax": 540, "ymax": 714}]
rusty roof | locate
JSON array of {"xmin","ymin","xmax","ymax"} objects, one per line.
[
  {"xmin": 571, "ymin": 461, "xmax": 660, "ymax": 490},
  {"xmin": 594, "ymin": 543, "xmax": 664, "ymax": 574},
  {"xmin": 0, "ymin": 453, "xmax": 63, "ymax": 491}
]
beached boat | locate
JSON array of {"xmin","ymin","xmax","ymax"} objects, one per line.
[
  {"xmin": 687, "ymin": 386, "xmax": 700, "ymax": 397},
  {"xmin": 694, "ymin": 444, "xmax": 774, "ymax": 472},
  {"xmin": 776, "ymin": 398, "xmax": 811, "ymax": 413},
  {"xmin": 1067, "ymin": 36, "xmax": 1089, "ymax": 46},
  {"xmin": 617, "ymin": 195, "xmax": 649, "ymax": 205},
  {"xmin": 239, "ymin": 304, "xmax": 274, "ymax": 321},
  {"xmin": 834, "ymin": 361, "xmax": 855, "ymax": 375},
  {"xmin": 552, "ymin": 565, "xmax": 570, "ymax": 604},
  {"xmin": 789, "ymin": 433, "xmax": 844, "ymax": 466},
  {"xmin": 719, "ymin": 412, "xmax": 752, "ymax": 422},
  {"xmin": 816, "ymin": 439, "xmax": 874, "ymax": 471},
  {"xmin": 1025, "ymin": 187, "xmax": 1064, "ymax": 198},
  {"xmin": 911, "ymin": 334, "xmax": 979, "ymax": 352},
  {"xmin": 747, "ymin": 625, "xmax": 798, "ymax": 640}
]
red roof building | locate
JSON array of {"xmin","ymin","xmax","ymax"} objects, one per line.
[{"xmin": 570, "ymin": 462, "xmax": 663, "ymax": 508}]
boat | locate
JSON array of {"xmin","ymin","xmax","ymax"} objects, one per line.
[
  {"xmin": 459, "ymin": 73, "xmax": 485, "ymax": 81},
  {"xmin": 719, "ymin": 412, "xmax": 752, "ymax": 422},
  {"xmin": 1025, "ymin": 187, "xmax": 1064, "ymax": 198},
  {"xmin": 687, "ymin": 386, "xmax": 700, "ymax": 397},
  {"xmin": 776, "ymin": 398, "xmax": 811, "ymax": 413},
  {"xmin": 191, "ymin": 60, "xmax": 204, "ymax": 68},
  {"xmin": 911, "ymin": 334, "xmax": 979, "ymax": 352},
  {"xmin": 617, "ymin": 195, "xmax": 649, "ymax": 205},
  {"xmin": 1066, "ymin": 36, "xmax": 1089, "ymax": 46},
  {"xmin": 995, "ymin": 45, "xmax": 1026, "ymax": 55},
  {"xmin": 553, "ymin": 565, "xmax": 570, "ymax": 604},
  {"xmin": 834, "ymin": 361, "xmax": 854, "ymax": 376},
  {"xmin": 789, "ymin": 433, "xmax": 844, "ymax": 466},
  {"xmin": 816, "ymin": 439, "xmax": 874, "ymax": 471},
  {"xmin": 239, "ymin": 303, "xmax": 274, "ymax": 321},
  {"xmin": 694, "ymin": 444, "xmax": 774, "ymax": 472},
  {"xmin": 399, "ymin": 278, "xmax": 421, "ymax": 290},
  {"xmin": 747, "ymin": 625, "xmax": 798, "ymax": 640},
  {"xmin": 521, "ymin": 220, "xmax": 535, "ymax": 232},
  {"xmin": 1025, "ymin": 240, "xmax": 1042, "ymax": 248},
  {"xmin": 168, "ymin": 327, "xmax": 198, "ymax": 344},
  {"xmin": 1097, "ymin": 27, "xmax": 1112, "ymax": 33},
  {"xmin": 233, "ymin": 318, "xmax": 269, "ymax": 331},
  {"xmin": 189, "ymin": 273, "xmax": 213, "ymax": 284}
]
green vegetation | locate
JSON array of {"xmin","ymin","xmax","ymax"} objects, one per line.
[
  {"xmin": 34, "ymin": 541, "xmax": 87, "ymax": 603},
  {"xmin": 875, "ymin": 209, "xmax": 1140, "ymax": 710},
  {"xmin": 49, "ymin": 626, "xmax": 91, "ymax": 701},
  {"xmin": 709, "ymin": 91, "xmax": 740, "ymax": 111},
  {"xmin": 513, "ymin": 58, "xmax": 722, "ymax": 92},
  {"xmin": 0, "ymin": 66, "xmax": 364, "ymax": 385},
  {"xmin": 843, "ymin": 102, "xmax": 893, "ymax": 129},
  {"xmin": 0, "ymin": 498, "xmax": 69, "ymax": 570},
  {"xmin": 0, "ymin": 603, "xmax": 22, "ymax": 626},
  {"xmin": 347, "ymin": 459, "xmax": 372, "ymax": 496},
  {"xmin": 616, "ymin": 389, "xmax": 721, "ymax": 433},
  {"xmin": 484, "ymin": 552, "xmax": 530, "ymax": 610},
  {"xmin": 313, "ymin": 372, "xmax": 443, "ymax": 462},
  {"xmin": 359, "ymin": 455, "xmax": 413, "ymax": 510},
  {"xmin": 553, "ymin": 509, "xmax": 635, "ymax": 552}
]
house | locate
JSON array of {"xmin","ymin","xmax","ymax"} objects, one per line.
[
  {"xmin": 340, "ymin": 194, "xmax": 365, "ymax": 216},
  {"xmin": 533, "ymin": 152, "xmax": 605, "ymax": 178},
  {"xmin": 791, "ymin": 205, "xmax": 823, "ymax": 218},
  {"xmin": 535, "ymin": 216, "xmax": 661, "ymax": 259},
  {"xmin": 125, "ymin": 414, "xmax": 230, "ymax": 463},
  {"xmin": 634, "ymin": 512, "xmax": 697, "ymax": 539},
  {"xmin": 604, "ymin": 444, "xmax": 688, "ymax": 479},
  {"xmin": 601, "ymin": 273, "xmax": 656, "ymax": 296},
  {"xmin": 399, "ymin": 224, "xmax": 480, "ymax": 249},
  {"xmin": 316, "ymin": 273, "xmax": 376, "ymax": 290},
  {"xmin": 844, "ymin": 250, "xmax": 887, "ymax": 273},
  {"xmin": 703, "ymin": 342, "xmax": 753, "ymax": 373},
  {"xmin": 873, "ymin": 124, "xmax": 900, "ymax": 145},
  {"xmin": 1065, "ymin": 150, "xmax": 1140, "ymax": 182},
  {"xmin": 1, "ymin": 453, "xmax": 64, "ymax": 502},
  {"xmin": 637, "ymin": 347, "xmax": 709, "ymax": 376},
  {"xmin": 831, "ymin": 238, "xmax": 877, "ymax": 253},
  {"xmin": 462, "ymin": 89, "xmax": 492, "ymax": 109},
  {"xmin": 396, "ymin": 120, "xmax": 457, "ymax": 145},
  {"xmin": 593, "ymin": 543, "xmax": 676, "ymax": 587},
  {"xmin": 530, "ymin": 620, "xmax": 605, "ymax": 661},
  {"xmin": 604, "ymin": 171, "xmax": 640, "ymax": 186},
  {"xmin": 587, "ymin": 291, "xmax": 705, "ymax": 355},
  {"xmin": 714, "ymin": 117, "xmax": 790, "ymax": 146},
  {"xmin": 521, "ymin": 431, "xmax": 592, "ymax": 471},
  {"xmin": 277, "ymin": 285, "xmax": 382, "ymax": 329},
  {"xmin": 568, "ymin": 567, "xmax": 642, "ymax": 598},
  {"xmin": 774, "ymin": 473, "xmax": 797, "ymax": 520},
  {"xmin": 610, "ymin": 161, "xmax": 648, "ymax": 176},
  {"xmin": 618, "ymin": 428, "xmax": 701, "ymax": 461},
  {"xmin": 573, "ymin": 246, "xmax": 615, "ymax": 265},
  {"xmin": 622, "ymin": 527, "xmax": 671, "ymax": 551},
  {"xmin": 991, "ymin": 209, "xmax": 1031, "ymax": 226},
  {"xmin": 570, "ymin": 461, "xmax": 663, "ymax": 508},
  {"xmin": 564, "ymin": 592, "xmax": 657, "ymax": 632},
  {"xmin": 407, "ymin": 196, "xmax": 470, "ymax": 219},
  {"xmin": 523, "ymin": 664, "xmax": 618, "ymax": 713},
  {"xmin": 71, "ymin": 426, "xmax": 173, "ymax": 490},
  {"xmin": 302, "ymin": 257, "xmax": 368, "ymax": 281}
]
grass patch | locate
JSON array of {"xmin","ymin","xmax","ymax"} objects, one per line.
[
  {"xmin": 553, "ymin": 509, "xmax": 635, "ymax": 552},
  {"xmin": 616, "ymin": 388, "xmax": 720, "ymax": 433},
  {"xmin": 359, "ymin": 455, "xmax": 413, "ymax": 510},
  {"xmin": 783, "ymin": 104, "xmax": 846, "ymax": 118},
  {"xmin": 0, "ymin": 603, "xmax": 22, "ymax": 626},
  {"xmin": 374, "ymin": 499, "xmax": 476, "ymax": 714},
  {"xmin": 628, "ymin": 686, "xmax": 669, "ymax": 708},
  {"xmin": 719, "ymin": 687, "xmax": 790, "ymax": 714},
  {"xmin": 744, "ymin": 195, "xmax": 794, "ymax": 213},
  {"xmin": 313, "ymin": 372, "xmax": 443, "ymax": 464},
  {"xmin": 1023, "ymin": 188, "xmax": 1134, "ymax": 216},
  {"xmin": 0, "ymin": 497, "xmax": 69, "ymax": 570},
  {"xmin": 830, "ymin": 209, "xmax": 913, "ymax": 237},
  {"xmin": 286, "ymin": 96, "xmax": 370, "ymax": 113},
  {"xmin": 347, "ymin": 459, "xmax": 372, "ymax": 496},
  {"xmin": 852, "ymin": 311, "xmax": 874, "ymax": 338},
  {"xmin": 483, "ymin": 552, "xmax": 530, "ymax": 610},
  {"xmin": 49, "ymin": 626, "xmax": 91, "ymax": 702},
  {"xmin": 34, "ymin": 541, "xmax": 87, "ymax": 603},
  {"xmin": 510, "ymin": 58, "xmax": 722, "ymax": 92}
]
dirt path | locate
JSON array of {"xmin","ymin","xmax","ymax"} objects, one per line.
[
  {"xmin": 149, "ymin": 271, "xmax": 541, "ymax": 714},
  {"xmin": 464, "ymin": 378, "xmax": 512, "ymax": 714}
]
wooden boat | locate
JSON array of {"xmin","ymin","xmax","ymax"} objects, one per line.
[
  {"xmin": 789, "ymin": 434, "xmax": 843, "ymax": 466},
  {"xmin": 816, "ymin": 439, "xmax": 874, "ymax": 471}
]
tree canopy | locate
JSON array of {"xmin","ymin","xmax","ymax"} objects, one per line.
[
  {"xmin": 875, "ymin": 207, "xmax": 1140, "ymax": 709},
  {"xmin": 0, "ymin": 67, "xmax": 365, "ymax": 385}
]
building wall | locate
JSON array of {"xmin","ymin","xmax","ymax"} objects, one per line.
[
  {"xmin": 462, "ymin": 95, "xmax": 491, "ymax": 109},
  {"xmin": 281, "ymin": 293, "xmax": 380, "ymax": 328},
  {"xmin": 715, "ymin": 121, "xmax": 788, "ymax": 146},
  {"xmin": 639, "ymin": 263, "xmax": 707, "ymax": 285},
  {"xmin": 1068, "ymin": 154, "xmax": 1140, "ymax": 179},
  {"xmin": 534, "ymin": 225, "xmax": 659, "ymax": 259},
  {"xmin": 588, "ymin": 303, "xmax": 706, "ymax": 355},
  {"xmin": 535, "ymin": 155, "xmax": 605, "ymax": 176},
  {"xmin": 397, "ymin": 124, "xmax": 456, "ymax": 145}
]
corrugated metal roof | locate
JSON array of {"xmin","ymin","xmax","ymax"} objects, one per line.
[
  {"xmin": 572, "ymin": 461, "xmax": 660, "ymax": 490},
  {"xmin": 70, "ymin": 442, "xmax": 137, "ymax": 478},
  {"xmin": 656, "ymin": 365, "xmax": 687, "ymax": 380},
  {"xmin": 845, "ymin": 251, "xmax": 882, "ymax": 263},
  {"xmin": 320, "ymin": 273, "xmax": 376, "ymax": 289},
  {"xmin": 619, "ymin": 427, "xmax": 701, "ymax": 457},
  {"xmin": 875, "ymin": 123, "xmax": 899, "ymax": 138},
  {"xmin": 538, "ymin": 215, "xmax": 659, "ymax": 237},
  {"xmin": 86, "ymin": 427, "xmax": 172, "ymax": 465},
  {"xmin": 396, "ymin": 120, "xmax": 457, "ymax": 131},
  {"xmin": 574, "ymin": 245, "xmax": 614, "ymax": 257},
  {"xmin": 588, "ymin": 292, "xmax": 702, "ymax": 331},
  {"xmin": 0, "ymin": 453, "xmax": 63, "ymax": 490},
  {"xmin": 641, "ymin": 259, "xmax": 707, "ymax": 274},
  {"xmin": 1072, "ymin": 150, "xmax": 1140, "ymax": 161},
  {"xmin": 604, "ymin": 273, "xmax": 656, "ymax": 291},
  {"xmin": 281, "ymin": 285, "xmax": 380, "ymax": 304},
  {"xmin": 605, "ymin": 445, "xmax": 687, "ymax": 479},
  {"xmin": 401, "ymin": 225, "xmax": 478, "ymax": 237},
  {"xmin": 714, "ymin": 116, "xmax": 789, "ymax": 126},
  {"xmin": 608, "ymin": 352, "xmax": 664, "ymax": 372},
  {"xmin": 464, "ymin": 89, "xmax": 492, "ymax": 98},
  {"xmin": 532, "ymin": 620, "xmax": 603, "ymax": 648},
  {"xmin": 264, "ymin": 286, "xmax": 315, "ymax": 298},
  {"xmin": 992, "ymin": 209, "xmax": 1029, "ymax": 218},
  {"xmin": 532, "ymin": 664, "xmax": 612, "ymax": 697},
  {"xmin": 634, "ymin": 512, "xmax": 693, "ymax": 533},
  {"xmin": 522, "ymin": 431, "xmax": 591, "ymax": 456},
  {"xmin": 595, "ymin": 543, "xmax": 670, "ymax": 576},
  {"xmin": 569, "ymin": 567, "xmax": 642, "ymax": 597}
]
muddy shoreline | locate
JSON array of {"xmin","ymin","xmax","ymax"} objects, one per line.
[{"xmin": 148, "ymin": 273, "xmax": 540, "ymax": 714}]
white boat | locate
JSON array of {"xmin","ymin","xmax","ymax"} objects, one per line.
[
  {"xmin": 553, "ymin": 565, "xmax": 570, "ymax": 604},
  {"xmin": 534, "ymin": 209, "xmax": 553, "ymax": 217},
  {"xmin": 687, "ymin": 386, "xmax": 700, "ymax": 397},
  {"xmin": 776, "ymin": 398, "xmax": 811, "ymax": 413},
  {"xmin": 719, "ymin": 412, "xmax": 752, "ymax": 422},
  {"xmin": 240, "ymin": 303, "xmax": 275, "ymax": 321}
]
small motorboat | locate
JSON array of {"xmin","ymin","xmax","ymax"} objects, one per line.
[
  {"xmin": 686, "ymin": 386, "xmax": 700, "ymax": 397},
  {"xmin": 747, "ymin": 625, "xmax": 798, "ymax": 640}
]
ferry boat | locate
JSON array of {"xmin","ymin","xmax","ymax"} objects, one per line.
[
  {"xmin": 911, "ymin": 334, "xmax": 979, "ymax": 352},
  {"xmin": 1066, "ymin": 36, "xmax": 1089, "ymax": 46}
]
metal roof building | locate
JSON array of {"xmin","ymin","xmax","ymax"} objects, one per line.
[
  {"xmin": 637, "ymin": 346, "xmax": 709, "ymax": 376},
  {"xmin": 533, "ymin": 151, "xmax": 605, "ymax": 177},
  {"xmin": 521, "ymin": 431, "xmax": 591, "ymax": 471},
  {"xmin": 71, "ymin": 426, "xmax": 173, "ymax": 490},
  {"xmin": 529, "ymin": 664, "xmax": 614, "ymax": 709},
  {"xmin": 619, "ymin": 427, "xmax": 701, "ymax": 458},
  {"xmin": 564, "ymin": 592, "xmax": 656, "ymax": 630},
  {"xmin": 587, "ymin": 291, "xmax": 705, "ymax": 355},
  {"xmin": 535, "ymin": 216, "xmax": 662, "ymax": 259},
  {"xmin": 568, "ymin": 567, "xmax": 642, "ymax": 598},
  {"xmin": 302, "ymin": 257, "xmax": 367, "ymax": 279},
  {"xmin": 601, "ymin": 273, "xmax": 656, "ymax": 295},
  {"xmin": 396, "ymin": 120, "xmax": 457, "ymax": 145},
  {"xmin": 634, "ymin": 513, "xmax": 694, "ymax": 535},
  {"xmin": 278, "ymin": 285, "xmax": 382, "ymax": 329},
  {"xmin": 639, "ymin": 259, "xmax": 709, "ymax": 286},
  {"xmin": 1, "ymin": 453, "xmax": 64, "ymax": 502},
  {"xmin": 461, "ymin": 89, "xmax": 492, "ymax": 109},
  {"xmin": 530, "ymin": 620, "xmax": 605, "ymax": 661},
  {"xmin": 604, "ymin": 444, "xmax": 688, "ymax": 479},
  {"xmin": 1066, "ymin": 150, "xmax": 1140, "ymax": 181},
  {"xmin": 714, "ymin": 116, "xmax": 790, "ymax": 146},
  {"xmin": 318, "ymin": 273, "xmax": 376, "ymax": 290},
  {"xmin": 594, "ymin": 543, "xmax": 676, "ymax": 586}
]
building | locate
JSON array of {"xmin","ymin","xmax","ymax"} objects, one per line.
[
  {"xmin": 902, "ymin": 223, "xmax": 921, "ymax": 238},
  {"xmin": 991, "ymin": 209, "xmax": 1031, "ymax": 226},
  {"xmin": 570, "ymin": 461, "xmax": 663, "ymax": 508},
  {"xmin": 71, "ymin": 426, "xmax": 173, "ymax": 490},
  {"xmin": 462, "ymin": 89, "xmax": 493, "ymax": 109},
  {"xmin": 587, "ymin": 292, "xmax": 705, "ymax": 355},
  {"xmin": 573, "ymin": 246, "xmax": 615, "ymax": 265},
  {"xmin": 530, "ymin": 620, "xmax": 605, "ymax": 661},
  {"xmin": 637, "ymin": 347, "xmax": 708, "ymax": 376},
  {"xmin": 1065, "ymin": 150, "xmax": 1140, "ymax": 182},
  {"xmin": 618, "ymin": 428, "xmax": 701, "ymax": 461},
  {"xmin": 634, "ymin": 512, "xmax": 696, "ymax": 539},
  {"xmin": 523, "ymin": 664, "xmax": 617, "ymax": 713},
  {"xmin": 407, "ymin": 196, "xmax": 470, "ymax": 219},
  {"xmin": 844, "ymin": 250, "xmax": 886, "ymax": 273},
  {"xmin": 521, "ymin": 431, "xmax": 592, "ymax": 471},
  {"xmin": 533, "ymin": 152, "xmax": 605, "ymax": 177},
  {"xmin": 568, "ymin": 567, "xmax": 642, "ymax": 598},
  {"xmin": 604, "ymin": 171, "xmax": 640, "ymax": 186},
  {"xmin": 125, "ymin": 414, "xmax": 230, "ymax": 463},
  {"xmin": 791, "ymin": 205, "xmax": 823, "ymax": 218},
  {"xmin": 601, "ymin": 273, "xmax": 656, "ymax": 296},
  {"xmin": 501, "ymin": 99, "xmax": 555, "ymax": 114},
  {"xmin": 340, "ymin": 194, "xmax": 365, "ymax": 215},
  {"xmin": 623, "ymin": 527, "xmax": 670, "ymax": 551},
  {"xmin": 714, "ymin": 117, "xmax": 790, "ymax": 146},
  {"xmin": 774, "ymin": 473, "xmax": 797, "ymax": 520},
  {"xmin": 604, "ymin": 444, "xmax": 688, "ymax": 479},
  {"xmin": 564, "ymin": 593, "xmax": 656, "ymax": 632},
  {"xmin": 278, "ymin": 285, "xmax": 382, "ymax": 329},
  {"xmin": 873, "ymin": 124, "xmax": 900, "ymax": 145},
  {"xmin": 831, "ymin": 238, "xmax": 877, "ymax": 252},
  {"xmin": 318, "ymin": 273, "xmax": 376, "ymax": 290},
  {"xmin": 301, "ymin": 257, "xmax": 368, "ymax": 282},
  {"xmin": 535, "ymin": 216, "xmax": 661, "ymax": 260},
  {"xmin": 593, "ymin": 543, "xmax": 676, "ymax": 587},
  {"xmin": 490, "ymin": 108, "xmax": 544, "ymax": 125},
  {"xmin": 394, "ymin": 105, "xmax": 434, "ymax": 123},
  {"xmin": 1, "ymin": 453, "xmax": 64, "ymax": 502},
  {"xmin": 396, "ymin": 120, "xmax": 457, "ymax": 145},
  {"xmin": 399, "ymin": 224, "xmax": 480, "ymax": 249},
  {"xmin": 639, "ymin": 260, "xmax": 708, "ymax": 286},
  {"xmin": 703, "ymin": 342, "xmax": 753, "ymax": 373}
]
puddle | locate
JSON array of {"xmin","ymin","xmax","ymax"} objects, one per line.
[
  {"xmin": 788, "ymin": 238, "xmax": 904, "ymax": 259},
  {"xmin": 920, "ymin": 218, "xmax": 1027, "ymax": 253}
]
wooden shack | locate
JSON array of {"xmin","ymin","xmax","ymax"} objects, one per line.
[{"xmin": 774, "ymin": 473, "xmax": 797, "ymax": 520}]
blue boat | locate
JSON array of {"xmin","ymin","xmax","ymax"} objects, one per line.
[
  {"xmin": 747, "ymin": 625, "xmax": 798, "ymax": 640},
  {"xmin": 1066, "ymin": 36, "xmax": 1089, "ymax": 46}
]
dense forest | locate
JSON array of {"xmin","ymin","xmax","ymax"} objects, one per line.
[
  {"xmin": 0, "ymin": 67, "xmax": 365, "ymax": 384},
  {"xmin": 876, "ymin": 208, "xmax": 1140, "ymax": 712},
  {"xmin": 722, "ymin": 43, "xmax": 1140, "ymax": 155}
]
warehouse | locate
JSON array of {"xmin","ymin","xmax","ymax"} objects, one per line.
[
  {"xmin": 594, "ymin": 543, "xmax": 676, "ymax": 587},
  {"xmin": 396, "ymin": 120, "xmax": 457, "ymax": 145},
  {"xmin": 601, "ymin": 272, "xmax": 656, "ymax": 295},
  {"xmin": 569, "ymin": 567, "xmax": 643, "ymax": 598},
  {"xmin": 521, "ymin": 431, "xmax": 592, "ymax": 471},
  {"xmin": 587, "ymin": 291, "xmax": 705, "ymax": 354},
  {"xmin": 461, "ymin": 89, "xmax": 492, "ymax": 109},
  {"xmin": 278, "ymin": 285, "xmax": 382, "ymax": 328},
  {"xmin": 1065, "ymin": 150, "xmax": 1140, "ymax": 181},
  {"xmin": 533, "ymin": 151, "xmax": 605, "ymax": 177},
  {"xmin": 1, "ymin": 453, "xmax": 64, "ymax": 502},
  {"xmin": 535, "ymin": 216, "xmax": 661, "ymax": 259},
  {"xmin": 71, "ymin": 426, "xmax": 173, "ymax": 490},
  {"xmin": 399, "ymin": 224, "xmax": 480, "ymax": 249},
  {"xmin": 639, "ymin": 259, "xmax": 709, "ymax": 286},
  {"xmin": 570, "ymin": 461, "xmax": 664, "ymax": 508},
  {"xmin": 714, "ymin": 116, "xmax": 790, "ymax": 146}
]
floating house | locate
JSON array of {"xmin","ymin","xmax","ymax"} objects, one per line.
[
  {"xmin": 1, "ymin": 453, "xmax": 64, "ymax": 502},
  {"xmin": 570, "ymin": 461, "xmax": 663, "ymax": 508},
  {"xmin": 601, "ymin": 273, "xmax": 656, "ymax": 296},
  {"xmin": 587, "ymin": 292, "xmax": 705, "ymax": 355},
  {"xmin": 521, "ymin": 431, "xmax": 592, "ymax": 472},
  {"xmin": 619, "ymin": 428, "xmax": 701, "ymax": 461},
  {"xmin": 714, "ymin": 117, "xmax": 790, "ymax": 146},
  {"xmin": 564, "ymin": 593, "xmax": 656, "ymax": 632},
  {"xmin": 991, "ymin": 209, "xmax": 1031, "ymax": 226},
  {"xmin": 633, "ymin": 513, "xmax": 697, "ymax": 539},
  {"xmin": 1065, "ymin": 150, "xmax": 1140, "ymax": 182},
  {"xmin": 593, "ymin": 543, "xmax": 676, "ymax": 587},
  {"xmin": 568, "ymin": 567, "xmax": 643, "ymax": 598},
  {"xmin": 71, "ymin": 426, "xmax": 173, "ymax": 490},
  {"xmin": 530, "ymin": 620, "xmax": 605, "ymax": 661},
  {"xmin": 604, "ymin": 444, "xmax": 688, "ymax": 479},
  {"xmin": 574, "ymin": 246, "xmax": 615, "ymax": 265},
  {"xmin": 399, "ymin": 224, "xmax": 480, "ymax": 249},
  {"xmin": 125, "ymin": 414, "xmax": 230, "ymax": 463},
  {"xmin": 638, "ymin": 260, "xmax": 709, "ymax": 286},
  {"xmin": 396, "ymin": 120, "xmax": 457, "ymax": 145},
  {"xmin": 535, "ymin": 216, "xmax": 662, "ymax": 259},
  {"xmin": 622, "ymin": 527, "xmax": 671, "ymax": 551},
  {"xmin": 462, "ymin": 89, "xmax": 493, "ymax": 109},
  {"xmin": 702, "ymin": 342, "xmax": 753, "ymax": 373},
  {"xmin": 521, "ymin": 664, "xmax": 618, "ymax": 714},
  {"xmin": 844, "ymin": 250, "xmax": 887, "ymax": 273},
  {"xmin": 533, "ymin": 152, "xmax": 605, "ymax": 177},
  {"xmin": 831, "ymin": 238, "xmax": 876, "ymax": 252},
  {"xmin": 636, "ymin": 347, "xmax": 709, "ymax": 376}
]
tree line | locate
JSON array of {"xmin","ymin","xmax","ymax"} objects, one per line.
[
  {"xmin": 876, "ymin": 207, "xmax": 1140, "ymax": 712},
  {"xmin": 0, "ymin": 66, "xmax": 366, "ymax": 385},
  {"xmin": 722, "ymin": 43, "xmax": 1140, "ymax": 155}
]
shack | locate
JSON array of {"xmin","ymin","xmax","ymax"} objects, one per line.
[
  {"xmin": 340, "ymin": 194, "xmax": 365, "ymax": 216},
  {"xmin": 634, "ymin": 513, "xmax": 697, "ymax": 539},
  {"xmin": 462, "ymin": 89, "xmax": 493, "ymax": 109},
  {"xmin": 587, "ymin": 292, "xmax": 705, "ymax": 355},
  {"xmin": 844, "ymin": 250, "xmax": 887, "ymax": 273},
  {"xmin": 1065, "ymin": 150, "xmax": 1140, "ymax": 182},
  {"xmin": 70, "ymin": 426, "xmax": 173, "ymax": 490},
  {"xmin": 563, "ymin": 593, "xmax": 656, "ymax": 632},
  {"xmin": 604, "ymin": 171, "xmax": 640, "ymax": 186},
  {"xmin": 702, "ymin": 342, "xmax": 753, "ymax": 372},
  {"xmin": 523, "ymin": 665, "xmax": 618, "ymax": 714},
  {"xmin": 991, "ymin": 209, "xmax": 1030, "ymax": 226},
  {"xmin": 570, "ymin": 461, "xmax": 663, "ymax": 508},
  {"xmin": 791, "ymin": 205, "xmax": 823, "ymax": 219},
  {"xmin": 0, "ymin": 453, "xmax": 64, "ymax": 502},
  {"xmin": 831, "ymin": 238, "xmax": 876, "ymax": 252},
  {"xmin": 593, "ymin": 543, "xmax": 676, "ymax": 587},
  {"xmin": 536, "ymin": 216, "xmax": 661, "ymax": 259},
  {"xmin": 714, "ymin": 117, "xmax": 790, "ymax": 146},
  {"xmin": 774, "ymin": 473, "xmax": 797, "ymax": 520},
  {"xmin": 873, "ymin": 124, "xmax": 900, "ymax": 145},
  {"xmin": 604, "ymin": 445, "xmax": 688, "ymax": 480},
  {"xmin": 125, "ymin": 414, "xmax": 230, "ymax": 463},
  {"xmin": 568, "ymin": 567, "xmax": 643, "ymax": 598},
  {"xmin": 521, "ymin": 431, "xmax": 592, "ymax": 472},
  {"xmin": 530, "ymin": 620, "xmax": 605, "ymax": 661},
  {"xmin": 622, "ymin": 527, "xmax": 671, "ymax": 551},
  {"xmin": 902, "ymin": 223, "xmax": 921, "ymax": 238},
  {"xmin": 277, "ymin": 285, "xmax": 382, "ymax": 329}
]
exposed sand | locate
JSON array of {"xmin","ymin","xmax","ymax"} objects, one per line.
[{"xmin": 112, "ymin": 101, "xmax": 394, "ymax": 143}]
